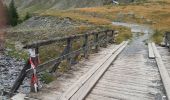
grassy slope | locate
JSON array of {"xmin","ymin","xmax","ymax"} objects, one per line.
[
  {"xmin": 6, "ymin": 0, "xmax": 170, "ymax": 62},
  {"xmin": 41, "ymin": 0, "xmax": 170, "ymax": 44},
  {"xmin": 4, "ymin": 0, "xmax": 107, "ymax": 16}
]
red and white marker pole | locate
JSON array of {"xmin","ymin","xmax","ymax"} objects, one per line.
[{"xmin": 28, "ymin": 48, "xmax": 40, "ymax": 92}]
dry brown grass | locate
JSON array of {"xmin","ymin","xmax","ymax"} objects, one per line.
[
  {"xmin": 41, "ymin": 1, "xmax": 170, "ymax": 44},
  {"xmin": 41, "ymin": 10, "xmax": 110, "ymax": 25},
  {"xmin": 42, "ymin": 0, "xmax": 170, "ymax": 31}
]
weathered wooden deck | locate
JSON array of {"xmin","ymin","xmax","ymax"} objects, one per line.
[
  {"xmin": 27, "ymin": 42, "xmax": 118, "ymax": 100},
  {"xmin": 57, "ymin": 34, "xmax": 169, "ymax": 100},
  {"xmin": 86, "ymin": 44, "xmax": 162, "ymax": 100},
  {"xmin": 10, "ymin": 32, "xmax": 170, "ymax": 100},
  {"xmin": 12, "ymin": 43, "xmax": 170, "ymax": 100}
]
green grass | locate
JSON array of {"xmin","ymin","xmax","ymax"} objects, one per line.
[
  {"xmin": 112, "ymin": 26, "xmax": 132, "ymax": 44},
  {"xmin": 40, "ymin": 72, "xmax": 55, "ymax": 84},
  {"xmin": 151, "ymin": 30, "xmax": 164, "ymax": 44},
  {"xmin": 5, "ymin": 40, "xmax": 28, "ymax": 61}
]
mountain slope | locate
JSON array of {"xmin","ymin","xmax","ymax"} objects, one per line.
[
  {"xmin": 5, "ymin": 0, "xmax": 110, "ymax": 10},
  {"xmin": 4, "ymin": 0, "xmax": 134, "ymax": 14}
]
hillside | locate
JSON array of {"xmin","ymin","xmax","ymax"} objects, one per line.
[
  {"xmin": 4, "ymin": 0, "xmax": 170, "ymax": 60},
  {"xmin": 4, "ymin": 0, "xmax": 107, "ymax": 14},
  {"xmin": 3, "ymin": 0, "xmax": 134, "ymax": 15}
]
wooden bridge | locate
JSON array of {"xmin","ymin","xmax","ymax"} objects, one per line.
[{"xmin": 10, "ymin": 31, "xmax": 170, "ymax": 100}]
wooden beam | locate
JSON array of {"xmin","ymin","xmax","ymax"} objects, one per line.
[
  {"xmin": 83, "ymin": 34, "xmax": 89, "ymax": 59},
  {"xmin": 148, "ymin": 43, "xmax": 155, "ymax": 59},
  {"xmin": 94, "ymin": 33, "xmax": 99, "ymax": 53},
  {"xmin": 66, "ymin": 38, "xmax": 72, "ymax": 69},
  {"xmin": 23, "ymin": 30, "xmax": 115, "ymax": 49},
  {"xmin": 152, "ymin": 43, "xmax": 170, "ymax": 100}
]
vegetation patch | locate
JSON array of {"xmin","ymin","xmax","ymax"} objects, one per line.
[
  {"xmin": 41, "ymin": 10, "xmax": 111, "ymax": 25},
  {"xmin": 151, "ymin": 30, "xmax": 164, "ymax": 44},
  {"xmin": 114, "ymin": 26, "xmax": 132, "ymax": 44},
  {"xmin": 5, "ymin": 40, "xmax": 28, "ymax": 61},
  {"xmin": 40, "ymin": 72, "xmax": 55, "ymax": 84}
]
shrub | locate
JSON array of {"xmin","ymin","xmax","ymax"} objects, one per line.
[
  {"xmin": 8, "ymin": 0, "xmax": 19, "ymax": 26},
  {"xmin": 152, "ymin": 30, "xmax": 163, "ymax": 44},
  {"xmin": 40, "ymin": 72, "xmax": 55, "ymax": 84},
  {"xmin": 23, "ymin": 12, "xmax": 31, "ymax": 21}
]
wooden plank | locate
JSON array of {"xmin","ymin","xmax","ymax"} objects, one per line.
[
  {"xmin": 86, "ymin": 94, "xmax": 119, "ymax": 100},
  {"xmin": 148, "ymin": 43, "xmax": 155, "ymax": 59},
  {"xmin": 89, "ymin": 88, "xmax": 152, "ymax": 100},
  {"xmin": 96, "ymin": 78, "xmax": 159, "ymax": 94},
  {"xmin": 95, "ymin": 80, "xmax": 158, "ymax": 94},
  {"xmin": 152, "ymin": 42, "xmax": 170, "ymax": 100},
  {"xmin": 58, "ymin": 41, "xmax": 127, "ymax": 100},
  {"xmin": 92, "ymin": 86, "xmax": 153, "ymax": 99},
  {"xmin": 69, "ymin": 41, "xmax": 128, "ymax": 100}
]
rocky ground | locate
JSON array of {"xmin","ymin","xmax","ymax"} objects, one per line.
[
  {"xmin": 5, "ymin": 15, "xmax": 95, "ymax": 67},
  {"xmin": 0, "ymin": 53, "xmax": 28, "ymax": 99},
  {"xmin": 7, "ymin": 16, "xmax": 91, "ymax": 44}
]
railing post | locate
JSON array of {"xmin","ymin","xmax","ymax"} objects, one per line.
[
  {"xmin": 94, "ymin": 33, "xmax": 99, "ymax": 53},
  {"xmin": 83, "ymin": 34, "xmax": 88, "ymax": 59},
  {"xmin": 66, "ymin": 38, "xmax": 72, "ymax": 69},
  {"xmin": 104, "ymin": 31, "xmax": 108, "ymax": 48},
  {"xmin": 29, "ymin": 47, "xmax": 40, "ymax": 93},
  {"xmin": 165, "ymin": 32, "xmax": 168, "ymax": 46},
  {"xmin": 109, "ymin": 30, "xmax": 114, "ymax": 43}
]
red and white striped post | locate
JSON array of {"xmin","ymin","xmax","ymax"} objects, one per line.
[{"xmin": 28, "ymin": 47, "xmax": 40, "ymax": 92}]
